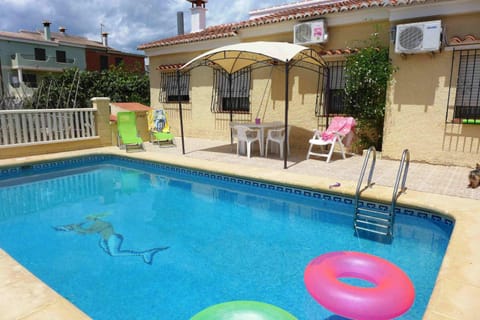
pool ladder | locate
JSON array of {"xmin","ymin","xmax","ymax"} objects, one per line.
[{"xmin": 353, "ymin": 147, "xmax": 410, "ymax": 244}]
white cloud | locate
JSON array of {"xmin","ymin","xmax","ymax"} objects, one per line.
[
  {"xmin": 0, "ymin": 0, "xmax": 294, "ymax": 53},
  {"xmin": 207, "ymin": 0, "xmax": 257, "ymax": 25},
  {"xmin": 0, "ymin": 0, "xmax": 34, "ymax": 7}
]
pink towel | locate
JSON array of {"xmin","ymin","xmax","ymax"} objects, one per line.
[{"xmin": 321, "ymin": 117, "xmax": 356, "ymax": 142}]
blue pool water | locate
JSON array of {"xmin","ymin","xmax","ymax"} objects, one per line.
[{"xmin": 0, "ymin": 156, "xmax": 453, "ymax": 319}]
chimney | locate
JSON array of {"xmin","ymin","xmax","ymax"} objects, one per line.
[
  {"xmin": 102, "ymin": 32, "xmax": 108, "ymax": 47},
  {"xmin": 43, "ymin": 20, "xmax": 51, "ymax": 40},
  {"xmin": 177, "ymin": 12, "xmax": 184, "ymax": 35},
  {"xmin": 59, "ymin": 27, "xmax": 66, "ymax": 34},
  {"xmin": 187, "ymin": 0, "xmax": 207, "ymax": 33}
]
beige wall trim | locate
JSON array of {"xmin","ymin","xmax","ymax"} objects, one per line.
[
  {"xmin": 389, "ymin": 0, "xmax": 480, "ymax": 21},
  {"xmin": 445, "ymin": 44, "xmax": 480, "ymax": 51}
]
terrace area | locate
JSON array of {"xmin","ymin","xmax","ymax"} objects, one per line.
[
  {"xmin": 139, "ymin": 138, "xmax": 480, "ymax": 201},
  {"xmin": 2, "ymin": 137, "xmax": 478, "ymax": 200}
]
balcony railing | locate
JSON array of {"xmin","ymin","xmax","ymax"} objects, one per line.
[
  {"xmin": 11, "ymin": 53, "xmax": 78, "ymax": 71},
  {"xmin": 0, "ymin": 108, "xmax": 98, "ymax": 146}
]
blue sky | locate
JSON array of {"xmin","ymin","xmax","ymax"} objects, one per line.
[{"xmin": 0, "ymin": 0, "xmax": 294, "ymax": 54}]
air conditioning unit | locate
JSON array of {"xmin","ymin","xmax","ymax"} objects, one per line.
[
  {"xmin": 395, "ymin": 20, "xmax": 442, "ymax": 54},
  {"xmin": 294, "ymin": 20, "xmax": 328, "ymax": 45}
]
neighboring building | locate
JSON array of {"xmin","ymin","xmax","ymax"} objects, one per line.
[
  {"xmin": 85, "ymin": 32, "xmax": 145, "ymax": 73},
  {"xmin": 0, "ymin": 21, "xmax": 145, "ymax": 99},
  {"xmin": 139, "ymin": 0, "xmax": 480, "ymax": 167},
  {"xmin": 0, "ymin": 22, "xmax": 85, "ymax": 98}
]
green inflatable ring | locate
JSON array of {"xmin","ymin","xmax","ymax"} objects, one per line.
[{"xmin": 190, "ymin": 300, "xmax": 297, "ymax": 320}]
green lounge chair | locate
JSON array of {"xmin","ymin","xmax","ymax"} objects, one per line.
[
  {"xmin": 117, "ymin": 111, "xmax": 145, "ymax": 152},
  {"xmin": 147, "ymin": 109, "xmax": 175, "ymax": 146}
]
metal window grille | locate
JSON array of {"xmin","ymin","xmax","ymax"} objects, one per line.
[
  {"xmin": 315, "ymin": 61, "xmax": 346, "ymax": 117},
  {"xmin": 211, "ymin": 68, "xmax": 251, "ymax": 113},
  {"xmin": 159, "ymin": 72, "xmax": 190, "ymax": 103},
  {"xmin": 453, "ymin": 49, "xmax": 480, "ymax": 120},
  {"xmin": 326, "ymin": 61, "xmax": 347, "ymax": 115},
  {"xmin": 56, "ymin": 50, "xmax": 66, "ymax": 63},
  {"xmin": 34, "ymin": 48, "xmax": 46, "ymax": 61}
]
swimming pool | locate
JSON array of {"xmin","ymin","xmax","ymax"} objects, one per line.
[{"xmin": 0, "ymin": 155, "xmax": 453, "ymax": 319}]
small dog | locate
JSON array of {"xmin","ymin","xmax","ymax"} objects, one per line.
[{"xmin": 468, "ymin": 163, "xmax": 480, "ymax": 188}]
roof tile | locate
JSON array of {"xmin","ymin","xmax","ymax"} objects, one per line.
[
  {"xmin": 448, "ymin": 35, "xmax": 480, "ymax": 46},
  {"xmin": 0, "ymin": 29, "xmax": 105, "ymax": 48},
  {"xmin": 156, "ymin": 63, "xmax": 184, "ymax": 71},
  {"xmin": 0, "ymin": 29, "xmax": 144, "ymax": 57},
  {"xmin": 318, "ymin": 47, "xmax": 361, "ymax": 55},
  {"xmin": 138, "ymin": 0, "xmax": 441, "ymax": 50},
  {"xmin": 111, "ymin": 102, "xmax": 152, "ymax": 111}
]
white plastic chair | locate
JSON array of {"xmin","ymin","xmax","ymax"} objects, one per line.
[
  {"xmin": 229, "ymin": 122, "xmax": 238, "ymax": 141},
  {"xmin": 235, "ymin": 125, "xmax": 263, "ymax": 158},
  {"xmin": 265, "ymin": 126, "xmax": 290, "ymax": 158},
  {"xmin": 306, "ymin": 117, "xmax": 356, "ymax": 163}
]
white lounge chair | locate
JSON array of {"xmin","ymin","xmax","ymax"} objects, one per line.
[{"xmin": 306, "ymin": 116, "xmax": 356, "ymax": 162}]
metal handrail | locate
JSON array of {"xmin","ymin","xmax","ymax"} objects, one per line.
[
  {"xmin": 354, "ymin": 146, "xmax": 376, "ymax": 207},
  {"xmin": 390, "ymin": 149, "xmax": 410, "ymax": 230},
  {"xmin": 353, "ymin": 146, "xmax": 376, "ymax": 235}
]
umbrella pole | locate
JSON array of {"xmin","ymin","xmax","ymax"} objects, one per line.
[
  {"xmin": 176, "ymin": 70, "xmax": 185, "ymax": 154},
  {"xmin": 284, "ymin": 61, "xmax": 289, "ymax": 169},
  {"xmin": 229, "ymin": 73, "xmax": 233, "ymax": 144}
]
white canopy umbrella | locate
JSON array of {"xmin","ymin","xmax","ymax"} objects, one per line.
[
  {"xmin": 181, "ymin": 41, "xmax": 325, "ymax": 73},
  {"xmin": 176, "ymin": 41, "xmax": 327, "ymax": 168}
]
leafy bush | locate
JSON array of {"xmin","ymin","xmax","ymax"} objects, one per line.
[
  {"xmin": 344, "ymin": 33, "xmax": 396, "ymax": 151},
  {"xmin": 32, "ymin": 64, "xmax": 149, "ymax": 108}
]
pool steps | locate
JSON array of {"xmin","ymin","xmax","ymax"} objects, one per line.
[{"xmin": 353, "ymin": 148, "xmax": 410, "ymax": 244}]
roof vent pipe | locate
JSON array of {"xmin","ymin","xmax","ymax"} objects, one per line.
[
  {"xmin": 43, "ymin": 20, "xmax": 51, "ymax": 40},
  {"xmin": 177, "ymin": 12, "xmax": 184, "ymax": 35},
  {"xmin": 102, "ymin": 32, "xmax": 108, "ymax": 47}
]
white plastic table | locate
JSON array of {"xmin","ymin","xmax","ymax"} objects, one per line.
[{"xmin": 230, "ymin": 121, "xmax": 283, "ymax": 156}]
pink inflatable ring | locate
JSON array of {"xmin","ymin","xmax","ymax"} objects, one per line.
[{"xmin": 304, "ymin": 251, "xmax": 415, "ymax": 320}]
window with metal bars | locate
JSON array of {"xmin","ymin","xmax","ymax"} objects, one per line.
[
  {"xmin": 317, "ymin": 61, "xmax": 346, "ymax": 117},
  {"xmin": 159, "ymin": 71, "xmax": 190, "ymax": 103},
  {"xmin": 454, "ymin": 49, "xmax": 480, "ymax": 120},
  {"xmin": 100, "ymin": 55, "xmax": 109, "ymax": 71},
  {"xmin": 326, "ymin": 61, "xmax": 347, "ymax": 115},
  {"xmin": 34, "ymin": 48, "xmax": 46, "ymax": 61},
  {"xmin": 56, "ymin": 50, "xmax": 66, "ymax": 63},
  {"xmin": 211, "ymin": 68, "xmax": 251, "ymax": 113}
]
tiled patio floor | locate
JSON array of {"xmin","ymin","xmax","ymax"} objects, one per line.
[{"xmin": 142, "ymin": 137, "xmax": 480, "ymax": 200}]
